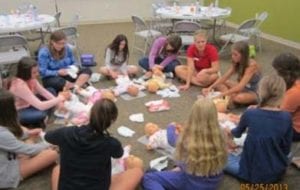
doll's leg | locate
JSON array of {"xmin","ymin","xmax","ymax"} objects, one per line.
[
  {"xmin": 110, "ymin": 168, "xmax": 143, "ymax": 190},
  {"xmin": 19, "ymin": 148, "xmax": 58, "ymax": 179}
]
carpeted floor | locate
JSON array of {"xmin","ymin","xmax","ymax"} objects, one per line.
[{"xmin": 6, "ymin": 22, "xmax": 300, "ymax": 190}]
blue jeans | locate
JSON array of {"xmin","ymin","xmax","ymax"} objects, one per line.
[
  {"xmin": 18, "ymin": 106, "xmax": 48, "ymax": 127},
  {"xmin": 224, "ymin": 153, "xmax": 241, "ymax": 177},
  {"xmin": 142, "ymin": 170, "xmax": 223, "ymax": 190},
  {"xmin": 42, "ymin": 67, "xmax": 92, "ymax": 93},
  {"xmin": 18, "ymin": 88, "xmax": 55, "ymax": 128},
  {"xmin": 138, "ymin": 57, "xmax": 180, "ymax": 73}
]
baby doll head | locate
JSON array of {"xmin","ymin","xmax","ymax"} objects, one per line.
[
  {"xmin": 152, "ymin": 67, "xmax": 164, "ymax": 77},
  {"xmin": 101, "ymin": 89, "xmax": 116, "ymax": 102},
  {"xmin": 144, "ymin": 122, "xmax": 160, "ymax": 136},
  {"xmin": 127, "ymin": 85, "xmax": 139, "ymax": 97},
  {"xmin": 146, "ymin": 80, "xmax": 159, "ymax": 93},
  {"xmin": 213, "ymin": 97, "xmax": 229, "ymax": 113}
]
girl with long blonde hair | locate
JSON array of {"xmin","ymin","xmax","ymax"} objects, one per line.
[{"xmin": 143, "ymin": 98, "xmax": 227, "ymax": 190}]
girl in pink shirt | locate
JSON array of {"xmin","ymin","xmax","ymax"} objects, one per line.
[{"xmin": 9, "ymin": 57, "xmax": 67, "ymax": 128}]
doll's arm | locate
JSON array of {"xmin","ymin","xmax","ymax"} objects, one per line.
[{"xmin": 146, "ymin": 134, "xmax": 160, "ymax": 150}]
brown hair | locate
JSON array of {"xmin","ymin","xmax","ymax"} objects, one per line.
[
  {"xmin": 258, "ymin": 74, "xmax": 286, "ymax": 107},
  {"xmin": 232, "ymin": 41, "xmax": 250, "ymax": 81},
  {"xmin": 16, "ymin": 57, "xmax": 38, "ymax": 81},
  {"xmin": 165, "ymin": 34, "xmax": 182, "ymax": 54},
  {"xmin": 0, "ymin": 89, "xmax": 23, "ymax": 138},
  {"xmin": 49, "ymin": 30, "xmax": 67, "ymax": 60},
  {"xmin": 89, "ymin": 98, "xmax": 118, "ymax": 136},
  {"xmin": 272, "ymin": 53, "xmax": 300, "ymax": 89}
]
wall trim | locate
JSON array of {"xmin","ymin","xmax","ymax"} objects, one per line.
[
  {"xmin": 226, "ymin": 22, "xmax": 300, "ymax": 50},
  {"xmin": 72, "ymin": 19, "xmax": 300, "ymax": 50},
  {"xmin": 62, "ymin": 18, "xmax": 132, "ymax": 26}
]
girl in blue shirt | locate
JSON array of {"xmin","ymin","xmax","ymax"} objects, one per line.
[
  {"xmin": 38, "ymin": 30, "xmax": 92, "ymax": 93},
  {"xmin": 224, "ymin": 74, "xmax": 293, "ymax": 183}
]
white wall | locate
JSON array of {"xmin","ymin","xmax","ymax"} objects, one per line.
[{"xmin": 0, "ymin": 0, "xmax": 193, "ymax": 24}]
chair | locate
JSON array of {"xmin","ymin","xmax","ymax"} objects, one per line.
[
  {"xmin": 0, "ymin": 35, "xmax": 30, "ymax": 78},
  {"xmin": 42, "ymin": 11, "xmax": 62, "ymax": 33},
  {"xmin": 151, "ymin": 3, "xmax": 173, "ymax": 35},
  {"xmin": 172, "ymin": 21, "xmax": 202, "ymax": 58},
  {"xmin": 131, "ymin": 15, "xmax": 162, "ymax": 55},
  {"xmin": 218, "ymin": 18, "xmax": 258, "ymax": 54},
  {"xmin": 240, "ymin": 11, "xmax": 268, "ymax": 51},
  {"xmin": 25, "ymin": 12, "xmax": 62, "ymax": 47}
]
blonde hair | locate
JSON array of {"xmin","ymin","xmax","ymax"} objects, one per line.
[
  {"xmin": 176, "ymin": 99, "xmax": 227, "ymax": 177},
  {"xmin": 194, "ymin": 30, "xmax": 208, "ymax": 40},
  {"xmin": 258, "ymin": 74, "xmax": 286, "ymax": 107}
]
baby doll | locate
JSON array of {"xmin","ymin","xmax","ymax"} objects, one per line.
[
  {"xmin": 113, "ymin": 75, "xmax": 144, "ymax": 97},
  {"xmin": 145, "ymin": 68, "xmax": 171, "ymax": 93},
  {"xmin": 213, "ymin": 96, "xmax": 229, "ymax": 113},
  {"xmin": 77, "ymin": 86, "xmax": 117, "ymax": 103},
  {"xmin": 144, "ymin": 122, "xmax": 181, "ymax": 150},
  {"xmin": 111, "ymin": 145, "xmax": 144, "ymax": 175}
]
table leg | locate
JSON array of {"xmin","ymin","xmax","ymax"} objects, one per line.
[
  {"xmin": 39, "ymin": 28, "xmax": 45, "ymax": 45},
  {"xmin": 211, "ymin": 18, "xmax": 221, "ymax": 47}
]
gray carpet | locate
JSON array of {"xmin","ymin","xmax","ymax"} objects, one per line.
[{"xmin": 7, "ymin": 22, "xmax": 300, "ymax": 190}]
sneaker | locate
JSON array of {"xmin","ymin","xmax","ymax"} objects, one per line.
[{"xmin": 165, "ymin": 72, "xmax": 174, "ymax": 79}]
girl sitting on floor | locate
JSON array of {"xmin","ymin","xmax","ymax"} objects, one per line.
[
  {"xmin": 9, "ymin": 57, "xmax": 69, "ymax": 128},
  {"xmin": 45, "ymin": 99, "xmax": 143, "ymax": 190},
  {"xmin": 224, "ymin": 74, "xmax": 293, "ymax": 183},
  {"xmin": 99, "ymin": 34, "xmax": 139, "ymax": 79},
  {"xmin": 143, "ymin": 98, "xmax": 227, "ymax": 190},
  {"xmin": 0, "ymin": 89, "xmax": 58, "ymax": 189},
  {"xmin": 203, "ymin": 41, "xmax": 261, "ymax": 108},
  {"xmin": 38, "ymin": 30, "xmax": 92, "ymax": 93}
]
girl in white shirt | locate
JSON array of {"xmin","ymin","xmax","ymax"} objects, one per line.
[{"xmin": 99, "ymin": 34, "xmax": 138, "ymax": 79}]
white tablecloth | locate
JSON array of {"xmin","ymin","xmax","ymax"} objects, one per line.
[
  {"xmin": 156, "ymin": 6, "xmax": 231, "ymax": 20},
  {"xmin": 0, "ymin": 14, "xmax": 55, "ymax": 34}
]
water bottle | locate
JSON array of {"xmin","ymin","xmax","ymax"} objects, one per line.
[
  {"xmin": 32, "ymin": 5, "xmax": 38, "ymax": 21},
  {"xmin": 29, "ymin": 4, "xmax": 38, "ymax": 21},
  {"xmin": 173, "ymin": 1, "xmax": 177, "ymax": 9},
  {"xmin": 195, "ymin": 1, "xmax": 200, "ymax": 14},
  {"xmin": 215, "ymin": 0, "xmax": 219, "ymax": 7}
]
